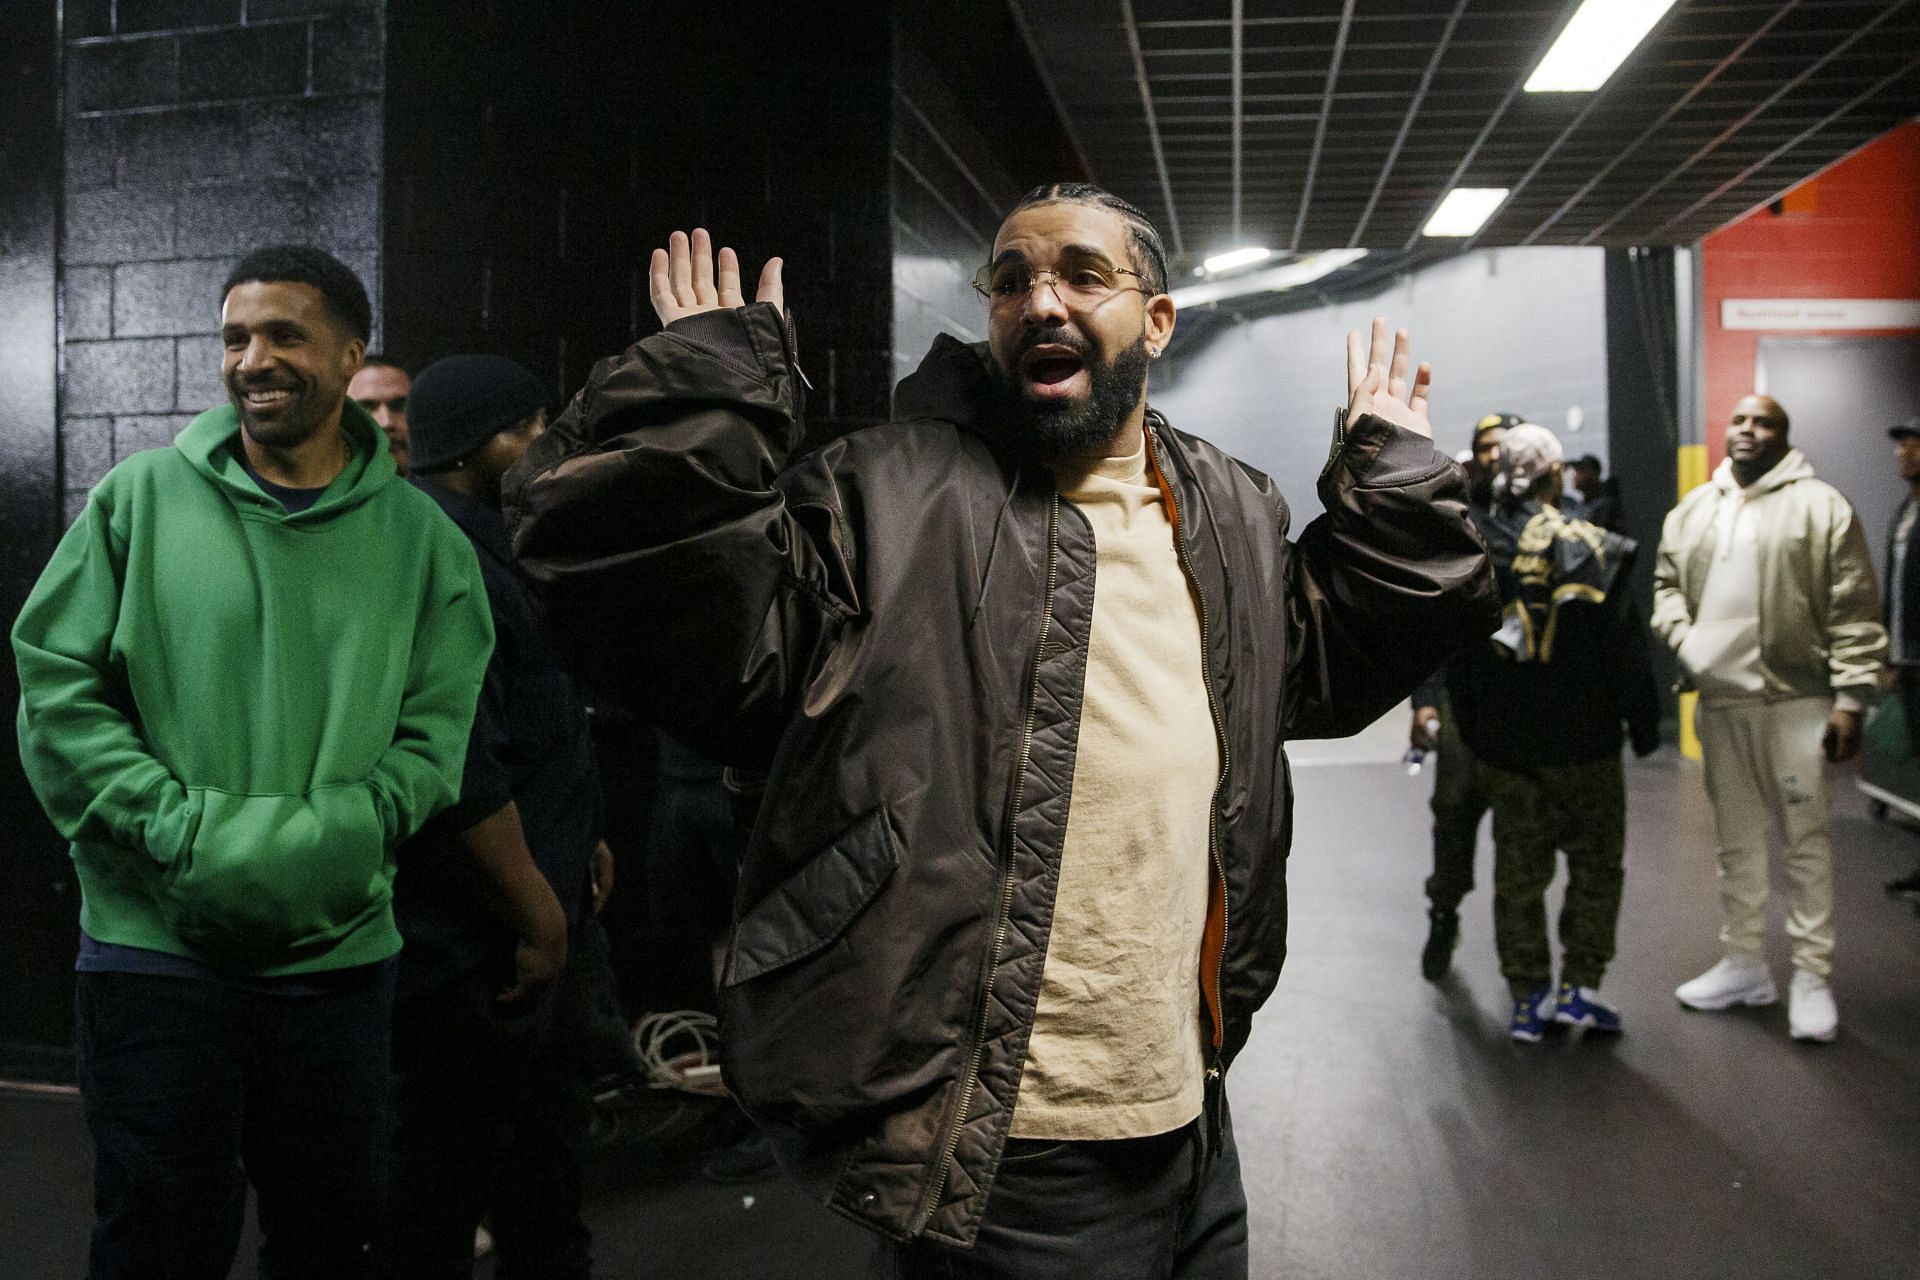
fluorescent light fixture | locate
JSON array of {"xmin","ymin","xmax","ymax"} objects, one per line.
[
  {"xmin": 1525, "ymin": 0, "xmax": 1679, "ymax": 93},
  {"xmin": 1201, "ymin": 246, "xmax": 1273, "ymax": 274},
  {"xmin": 1422, "ymin": 188, "xmax": 1509, "ymax": 237},
  {"xmin": 1170, "ymin": 249, "xmax": 1367, "ymax": 309}
]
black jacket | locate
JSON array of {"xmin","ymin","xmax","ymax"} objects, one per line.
[
  {"xmin": 504, "ymin": 304, "xmax": 1497, "ymax": 1245},
  {"xmin": 1888, "ymin": 498, "xmax": 1920, "ymax": 665},
  {"xmin": 394, "ymin": 481, "xmax": 599, "ymax": 996},
  {"xmin": 1448, "ymin": 501, "xmax": 1660, "ymax": 770}
]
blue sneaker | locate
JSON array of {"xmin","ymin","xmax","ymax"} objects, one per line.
[
  {"xmin": 1554, "ymin": 983, "xmax": 1623, "ymax": 1034},
  {"xmin": 1509, "ymin": 986, "xmax": 1552, "ymax": 1043}
]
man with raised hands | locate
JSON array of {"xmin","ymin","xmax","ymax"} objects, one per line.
[{"xmin": 505, "ymin": 185, "xmax": 1495, "ymax": 1277}]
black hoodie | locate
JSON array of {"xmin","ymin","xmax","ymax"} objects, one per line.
[{"xmin": 1448, "ymin": 500, "xmax": 1660, "ymax": 770}]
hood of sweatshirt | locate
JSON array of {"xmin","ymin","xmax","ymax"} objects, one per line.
[
  {"xmin": 175, "ymin": 398, "xmax": 396, "ymax": 521},
  {"xmin": 1711, "ymin": 447, "xmax": 1816, "ymax": 500}
]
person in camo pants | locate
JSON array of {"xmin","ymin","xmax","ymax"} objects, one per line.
[
  {"xmin": 1483, "ymin": 757, "xmax": 1629, "ymax": 1016},
  {"xmin": 1446, "ymin": 424, "xmax": 1661, "ymax": 1042}
]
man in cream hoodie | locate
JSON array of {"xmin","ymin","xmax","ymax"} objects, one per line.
[{"xmin": 1653, "ymin": 394, "xmax": 1885, "ymax": 1042}]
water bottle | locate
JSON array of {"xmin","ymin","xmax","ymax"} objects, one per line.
[{"xmin": 1403, "ymin": 717, "xmax": 1441, "ymax": 776}]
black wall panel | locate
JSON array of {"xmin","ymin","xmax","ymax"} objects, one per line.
[
  {"xmin": 384, "ymin": 0, "xmax": 894, "ymax": 439},
  {"xmin": 0, "ymin": 0, "xmax": 71, "ymax": 1078}
]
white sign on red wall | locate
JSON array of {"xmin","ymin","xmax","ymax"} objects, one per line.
[{"xmin": 1721, "ymin": 298, "xmax": 1920, "ymax": 330}]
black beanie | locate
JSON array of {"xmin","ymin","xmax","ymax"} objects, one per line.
[{"xmin": 407, "ymin": 354, "xmax": 548, "ymax": 473}]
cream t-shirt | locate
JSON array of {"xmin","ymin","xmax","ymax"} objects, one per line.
[{"xmin": 1009, "ymin": 437, "xmax": 1221, "ymax": 1140}]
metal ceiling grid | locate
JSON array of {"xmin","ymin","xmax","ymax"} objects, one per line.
[{"xmin": 1008, "ymin": 0, "xmax": 1920, "ymax": 264}]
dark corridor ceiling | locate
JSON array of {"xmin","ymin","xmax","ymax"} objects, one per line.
[{"xmin": 1009, "ymin": 0, "xmax": 1920, "ymax": 263}]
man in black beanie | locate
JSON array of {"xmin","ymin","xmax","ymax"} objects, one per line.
[{"xmin": 378, "ymin": 354, "xmax": 604, "ymax": 1278}]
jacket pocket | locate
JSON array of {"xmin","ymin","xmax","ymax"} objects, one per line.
[
  {"xmin": 1677, "ymin": 618, "xmax": 1763, "ymax": 696},
  {"xmin": 722, "ymin": 808, "xmax": 900, "ymax": 987},
  {"xmin": 163, "ymin": 784, "xmax": 388, "ymax": 963}
]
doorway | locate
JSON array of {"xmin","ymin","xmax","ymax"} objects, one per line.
[{"xmin": 1756, "ymin": 335, "xmax": 1920, "ymax": 577}]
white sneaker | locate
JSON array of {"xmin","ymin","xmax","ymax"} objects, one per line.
[
  {"xmin": 1675, "ymin": 957, "xmax": 1778, "ymax": 1010},
  {"xmin": 1787, "ymin": 970, "xmax": 1839, "ymax": 1043}
]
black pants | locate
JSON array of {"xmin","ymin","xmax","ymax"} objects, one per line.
[
  {"xmin": 1426, "ymin": 695, "xmax": 1489, "ymax": 914},
  {"xmin": 1900, "ymin": 666, "xmax": 1920, "ymax": 753},
  {"xmin": 76, "ymin": 966, "xmax": 395, "ymax": 1280},
  {"xmin": 642, "ymin": 764, "xmax": 745, "ymax": 1013},
  {"xmin": 871, "ymin": 1103, "xmax": 1248, "ymax": 1280},
  {"xmin": 378, "ymin": 938, "xmax": 594, "ymax": 1280}
]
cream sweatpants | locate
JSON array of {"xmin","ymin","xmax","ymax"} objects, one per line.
[{"xmin": 1695, "ymin": 695, "xmax": 1835, "ymax": 976}]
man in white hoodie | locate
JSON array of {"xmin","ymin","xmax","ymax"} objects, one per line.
[{"xmin": 1652, "ymin": 394, "xmax": 1885, "ymax": 1042}]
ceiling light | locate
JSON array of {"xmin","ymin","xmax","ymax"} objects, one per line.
[
  {"xmin": 1201, "ymin": 246, "xmax": 1273, "ymax": 274},
  {"xmin": 1525, "ymin": 0, "xmax": 1679, "ymax": 93},
  {"xmin": 1170, "ymin": 250, "xmax": 1367, "ymax": 309},
  {"xmin": 1422, "ymin": 188, "xmax": 1509, "ymax": 237}
]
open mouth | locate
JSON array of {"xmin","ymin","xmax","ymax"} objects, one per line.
[{"xmin": 1020, "ymin": 345, "xmax": 1088, "ymax": 400}]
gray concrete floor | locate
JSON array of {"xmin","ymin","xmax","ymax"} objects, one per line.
[{"xmin": 5, "ymin": 750, "xmax": 1917, "ymax": 1278}]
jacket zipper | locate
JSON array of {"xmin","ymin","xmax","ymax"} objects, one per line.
[
  {"xmin": 912, "ymin": 493, "xmax": 1061, "ymax": 1234},
  {"xmin": 1147, "ymin": 427, "xmax": 1233, "ymax": 1112},
  {"xmin": 783, "ymin": 310, "xmax": 814, "ymax": 393}
]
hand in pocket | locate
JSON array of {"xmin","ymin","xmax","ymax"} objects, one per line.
[{"xmin": 164, "ymin": 785, "xmax": 387, "ymax": 965}]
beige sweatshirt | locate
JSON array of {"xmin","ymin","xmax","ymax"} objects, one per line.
[
  {"xmin": 1010, "ymin": 437, "xmax": 1220, "ymax": 1140},
  {"xmin": 1684, "ymin": 481, "xmax": 1769, "ymax": 702}
]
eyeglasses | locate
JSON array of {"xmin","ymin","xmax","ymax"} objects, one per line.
[{"xmin": 971, "ymin": 260, "xmax": 1151, "ymax": 306}]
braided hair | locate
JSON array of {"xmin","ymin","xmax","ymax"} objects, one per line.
[{"xmin": 1009, "ymin": 183, "xmax": 1169, "ymax": 296}]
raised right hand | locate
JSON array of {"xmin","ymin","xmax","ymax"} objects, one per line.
[
  {"xmin": 649, "ymin": 227, "xmax": 784, "ymax": 326},
  {"xmin": 1346, "ymin": 316, "xmax": 1433, "ymax": 440}
]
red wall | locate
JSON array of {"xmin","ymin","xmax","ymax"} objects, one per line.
[{"xmin": 1700, "ymin": 122, "xmax": 1920, "ymax": 464}]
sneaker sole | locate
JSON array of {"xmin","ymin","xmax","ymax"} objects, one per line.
[
  {"xmin": 1676, "ymin": 987, "xmax": 1777, "ymax": 1011},
  {"xmin": 1509, "ymin": 1029, "xmax": 1544, "ymax": 1043},
  {"xmin": 1554, "ymin": 1012, "xmax": 1622, "ymax": 1033},
  {"xmin": 1790, "ymin": 1026, "xmax": 1839, "ymax": 1044}
]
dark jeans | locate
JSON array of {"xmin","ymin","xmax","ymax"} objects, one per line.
[
  {"xmin": 643, "ymin": 766, "xmax": 745, "ymax": 1014},
  {"xmin": 871, "ymin": 1104, "xmax": 1248, "ymax": 1280},
  {"xmin": 378, "ymin": 929, "xmax": 596, "ymax": 1279},
  {"xmin": 75, "ymin": 966, "xmax": 396, "ymax": 1280},
  {"xmin": 564, "ymin": 912, "xmax": 645, "ymax": 1082}
]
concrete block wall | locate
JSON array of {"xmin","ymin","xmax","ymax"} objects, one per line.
[
  {"xmin": 889, "ymin": 34, "xmax": 1012, "ymax": 390},
  {"xmin": 382, "ymin": 0, "xmax": 896, "ymax": 443},
  {"xmin": 59, "ymin": 0, "xmax": 383, "ymax": 521}
]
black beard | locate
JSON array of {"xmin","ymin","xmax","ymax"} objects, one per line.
[
  {"xmin": 998, "ymin": 330, "xmax": 1150, "ymax": 461},
  {"xmin": 1730, "ymin": 443, "xmax": 1787, "ymax": 486},
  {"xmin": 228, "ymin": 373, "xmax": 333, "ymax": 448}
]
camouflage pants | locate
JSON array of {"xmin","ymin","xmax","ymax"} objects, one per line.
[
  {"xmin": 1426, "ymin": 694, "xmax": 1489, "ymax": 913},
  {"xmin": 1482, "ymin": 756, "xmax": 1627, "ymax": 996}
]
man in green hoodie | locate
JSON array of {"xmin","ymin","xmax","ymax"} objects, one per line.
[{"xmin": 12, "ymin": 245, "xmax": 497, "ymax": 1278}]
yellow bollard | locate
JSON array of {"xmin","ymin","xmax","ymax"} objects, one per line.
[{"xmin": 1673, "ymin": 444, "xmax": 1710, "ymax": 762}]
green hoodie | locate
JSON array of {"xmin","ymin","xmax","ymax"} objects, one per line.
[{"xmin": 13, "ymin": 402, "xmax": 494, "ymax": 975}]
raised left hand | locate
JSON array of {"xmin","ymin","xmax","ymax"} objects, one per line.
[
  {"xmin": 1346, "ymin": 316, "xmax": 1432, "ymax": 440},
  {"xmin": 649, "ymin": 228, "xmax": 784, "ymax": 327}
]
